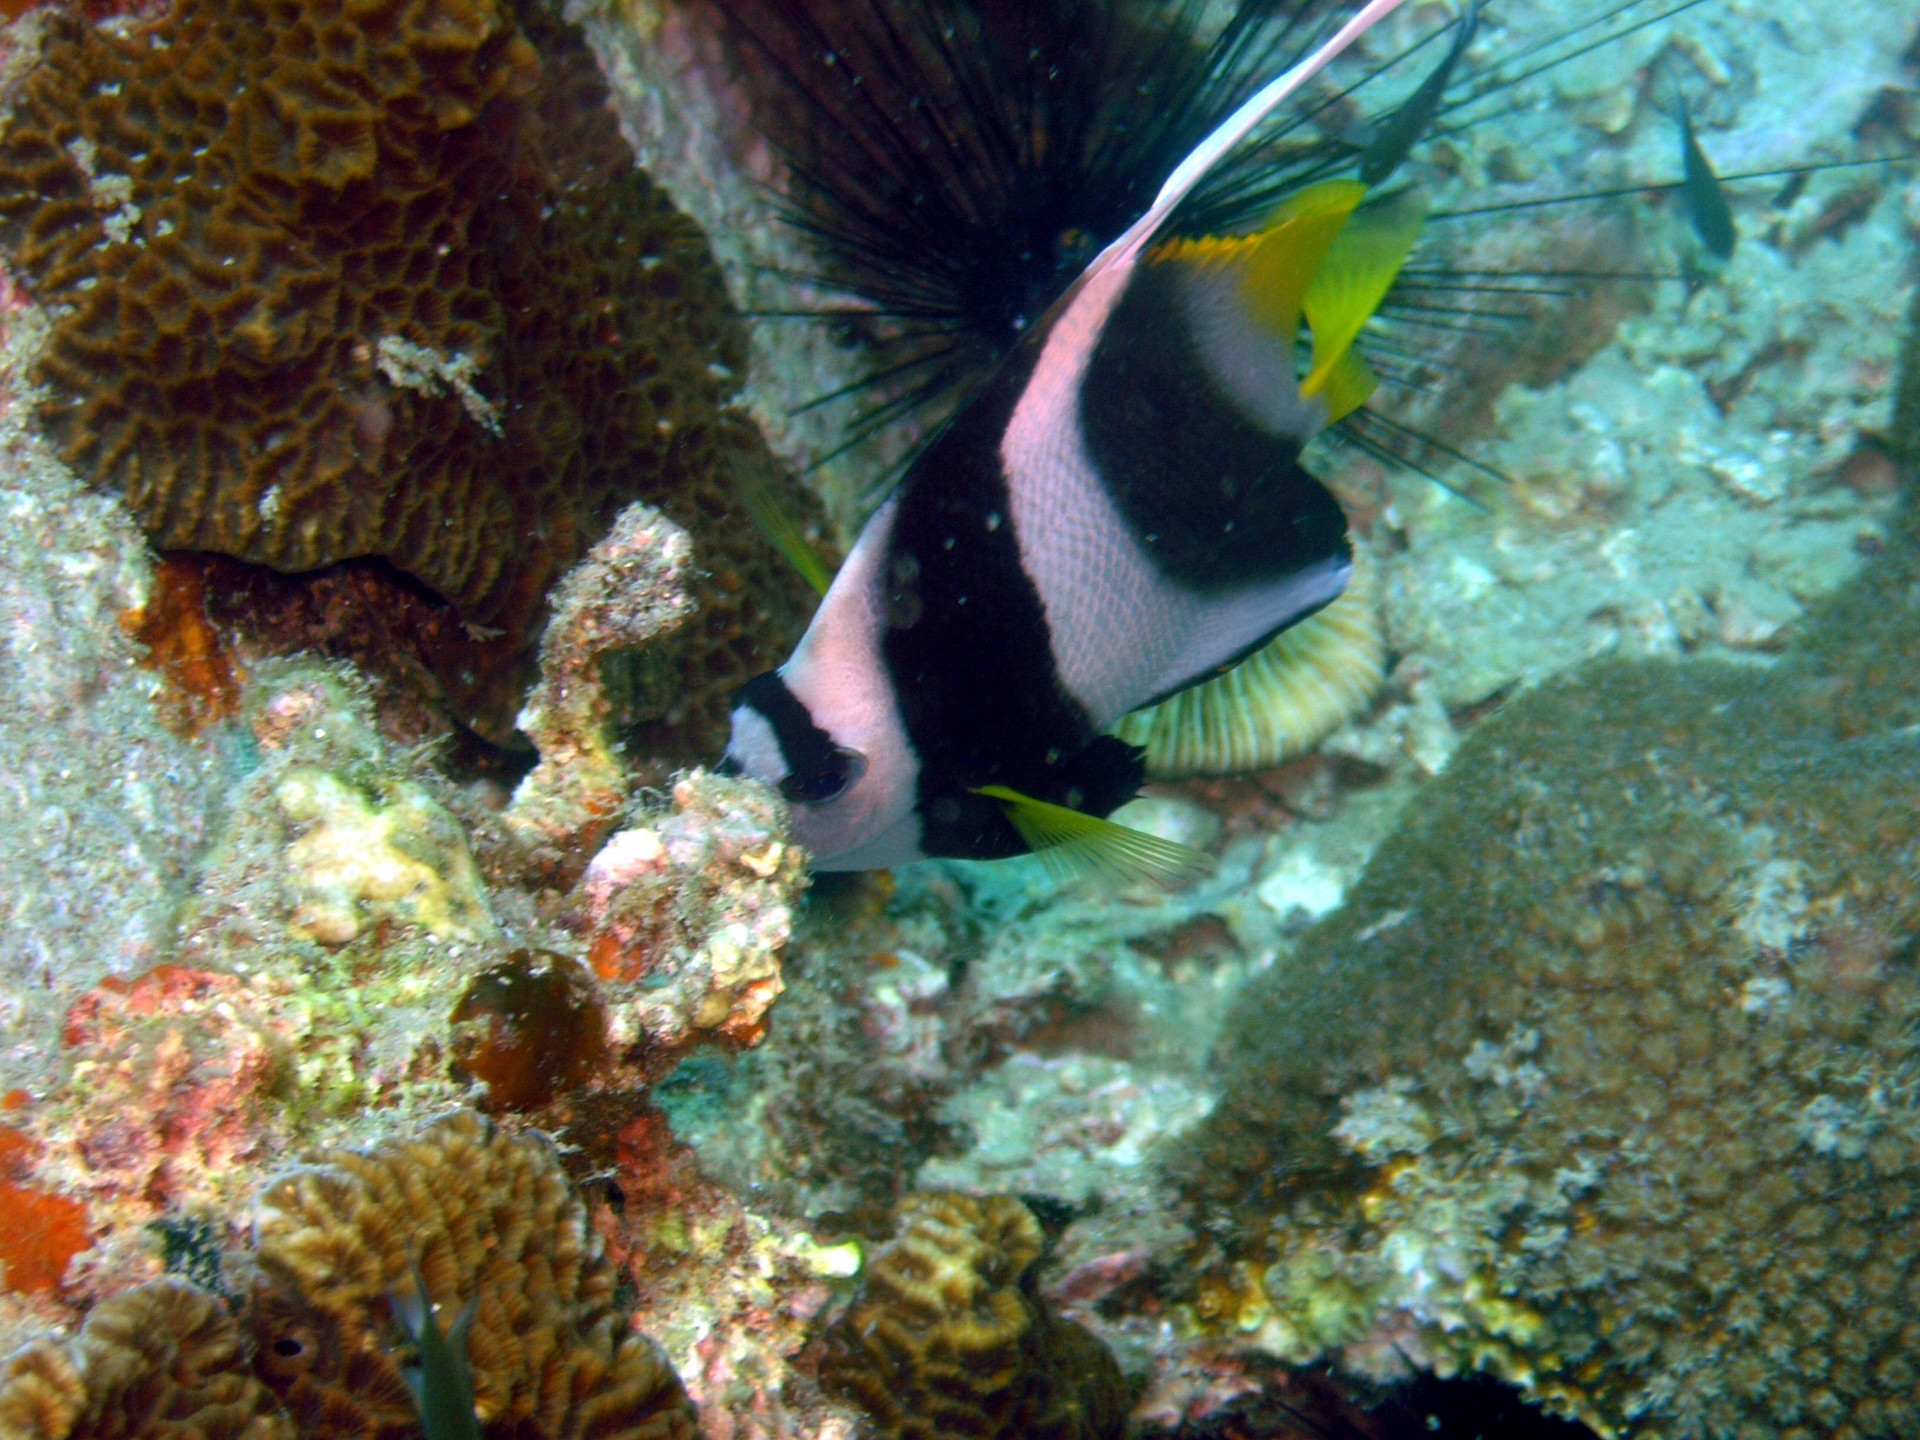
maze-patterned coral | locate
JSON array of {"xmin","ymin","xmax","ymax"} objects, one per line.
[
  {"xmin": 0, "ymin": 1279, "xmax": 291, "ymax": 1440},
  {"xmin": 250, "ymin": 1110, "xmax": 697, "ymax": 1440},
  {"xmin": 0, "ymin": 0, "xmax": 820, "ymax": 755},
  {"xmin": 821, "ymin": 1192, "xmax": 1125, "ymax": 1440}
]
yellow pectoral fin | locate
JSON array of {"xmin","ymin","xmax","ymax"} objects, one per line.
[
  {"xmin": 973, "ymin": 785, "xmax": 1212, "ymax": 889},
  {"xmin": 733, "ymin": 439, "xmax": 835, "ymax": 596},
  {"xmin": 1301, "ymin": 187, "xmax": 1426, "ymax": 406}
]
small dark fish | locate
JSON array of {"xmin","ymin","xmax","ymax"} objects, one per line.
[
  {"xmin": 1360, "ymin": 0, "xmax": 1479, "ymax": 188},
  {"xmin": 1678, "ymin": 97, "xmax": 1736, "ymax": 263},
  {"xmin": 392, "ymin": 1257, "xmax": 482, "ymax": 1440}
]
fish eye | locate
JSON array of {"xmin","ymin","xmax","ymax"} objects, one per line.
[
  {"xmin": 779, "ymin": 748, "xmax": 865, "ymax": 806},
  {"xmin": 259, "ymin": 1325, "xmax": 318, "ymax": 1379}
]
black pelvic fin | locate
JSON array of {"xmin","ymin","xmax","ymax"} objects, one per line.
[{"xmin": 1047, "ymin": 736, "xmax": 1147, "ymax": 820}]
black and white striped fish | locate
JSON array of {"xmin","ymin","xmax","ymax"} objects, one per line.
[{"xmin": 723, "ymin": 0, "xmax": 1417, "ymax": 881}]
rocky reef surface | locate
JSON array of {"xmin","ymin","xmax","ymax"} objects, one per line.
[
  {"xmin": 1178, "ymin": 479, "xmax": 1920, "ymax": 1435},
  {"xmin": 0, "ymin": 0, "xmax": 1916, "ymax": 1439}
]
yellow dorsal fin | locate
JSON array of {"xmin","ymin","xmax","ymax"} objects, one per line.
[
  {"xmin": 1153, "ymin": 178, "xmax": 1368, "ymax": 347},
  {"xmin": 973, "ymin": 785, "xmax": 1212, "ymax": 889},
  {"xmin": 1300, "ymin": 188, "xmax": 1426, "ymax": 415}
]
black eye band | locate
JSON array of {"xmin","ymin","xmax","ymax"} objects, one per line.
[{"xmin": 735, "ymin": 671, "xmax": 861, "ymax": 806}]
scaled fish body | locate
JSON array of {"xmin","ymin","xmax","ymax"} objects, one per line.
[
  {"xmin": 725, "ymin": 1, "xmax": 1414, "ymax": 873},
  {"xmin": 393, "ymin": 1259, "xmax": 482, "ymax": 1440}
]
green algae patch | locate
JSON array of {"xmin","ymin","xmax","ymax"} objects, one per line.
[{"xmin": 274, "ymin": 767, "xmax": 496, "ymax": 947}]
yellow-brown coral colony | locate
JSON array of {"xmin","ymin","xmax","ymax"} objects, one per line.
[
  {"xmin": 0, "ymin": 0, "xmax": 822, "ymax": 752},
  {"xmin": 0, "ymin": 1279, "xmax": 292, "ymax": 1440},
  {"xmin": 249, "ymin": 1111, "xmax": 697, "ymax": 1440},
  {"xmin": 820, "ymin": 1193, "xmax": 1125, "ymax": 1440},
  {"xmin": 1181, "ymin": 635, "xmax": 1920, "ymax": 1439},
  {"xmin": 0, "ymin": 1115, "xmax": 698, "ymax": 1440}
]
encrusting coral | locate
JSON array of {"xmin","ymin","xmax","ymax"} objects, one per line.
[
  {"xmin": 0, "ymin": 1126, "xmax": 91, "ymax": 1302},
  {"xmin": 248, "ymin": 1109, "xmax": 697, "ymax": 1440},
  {"xmin": 179, "ymin": 659, "xmax": 500, "ymax": 955},
  {"xmin": 1176, "ymin": 482, "xmax": 1920, "ymax": 1436},
  {"xmin": 820, "ymin": 1192, "xmax": 1126, "ymax": 1440},
  {"xmin": 572, "ymin": 771, "xmax": 805, "ymax": 1060},
  {"xmin": 54, "ymin": 964, "xmax": 284, "ymax": 1224},
  {"xmin": 0, "ymin": 1277, "xmax": 291, "ymax": 1440},
  {"xmin": 0, "ymin": 0, "xmax": 824, "ymax": 750},
  {"xmin": 505, "ymin": 503, "xmax": 696, "ymax": 874}
]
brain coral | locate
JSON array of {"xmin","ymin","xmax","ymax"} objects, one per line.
[
  {"xmin": 1175, "ymin": 490, "xmax": 1920, "ymax": 1438},
  {"xmin": 0, "ymin": 1278, "xmax": 291, "ymax": 1440},
  {"xmin": 0, "ymin": 0, "xmax": 821, "ymax": 753},
  {"xmin": 249, "ymin": 1109, "xmax": 696, "ymax": 1440},
  {"xmin": 821, "ymin": 1192, "xmax": 1126, "ymax": 1440}
]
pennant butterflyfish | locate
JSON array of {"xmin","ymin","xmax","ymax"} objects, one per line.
[{"xmin": 722, "ymin": 0, "xmax": 1418, "ymax": 884}]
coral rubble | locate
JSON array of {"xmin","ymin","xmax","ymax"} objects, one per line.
[
  {"xmin": 575, "ymin": 771, "xmax": 804, "ymax": 1062},
  {"xmin": 820, "ymin": 1192, "xmax": 1126, "ymax": 1440},
  {"xmin": 1352, "ymin": 1, "xmax": 1912, "ymax": 756},
  {"xmin": 0, "ymin": 0, "xmax": 822, "ymax": 749},
  {"xmin": 583, "ymin": 1104, "xmax": 866, "ymax": 1440},
  {"xmin": 1177, "ymin": 489, "xmax": 1920, "ymax": 1437}
]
